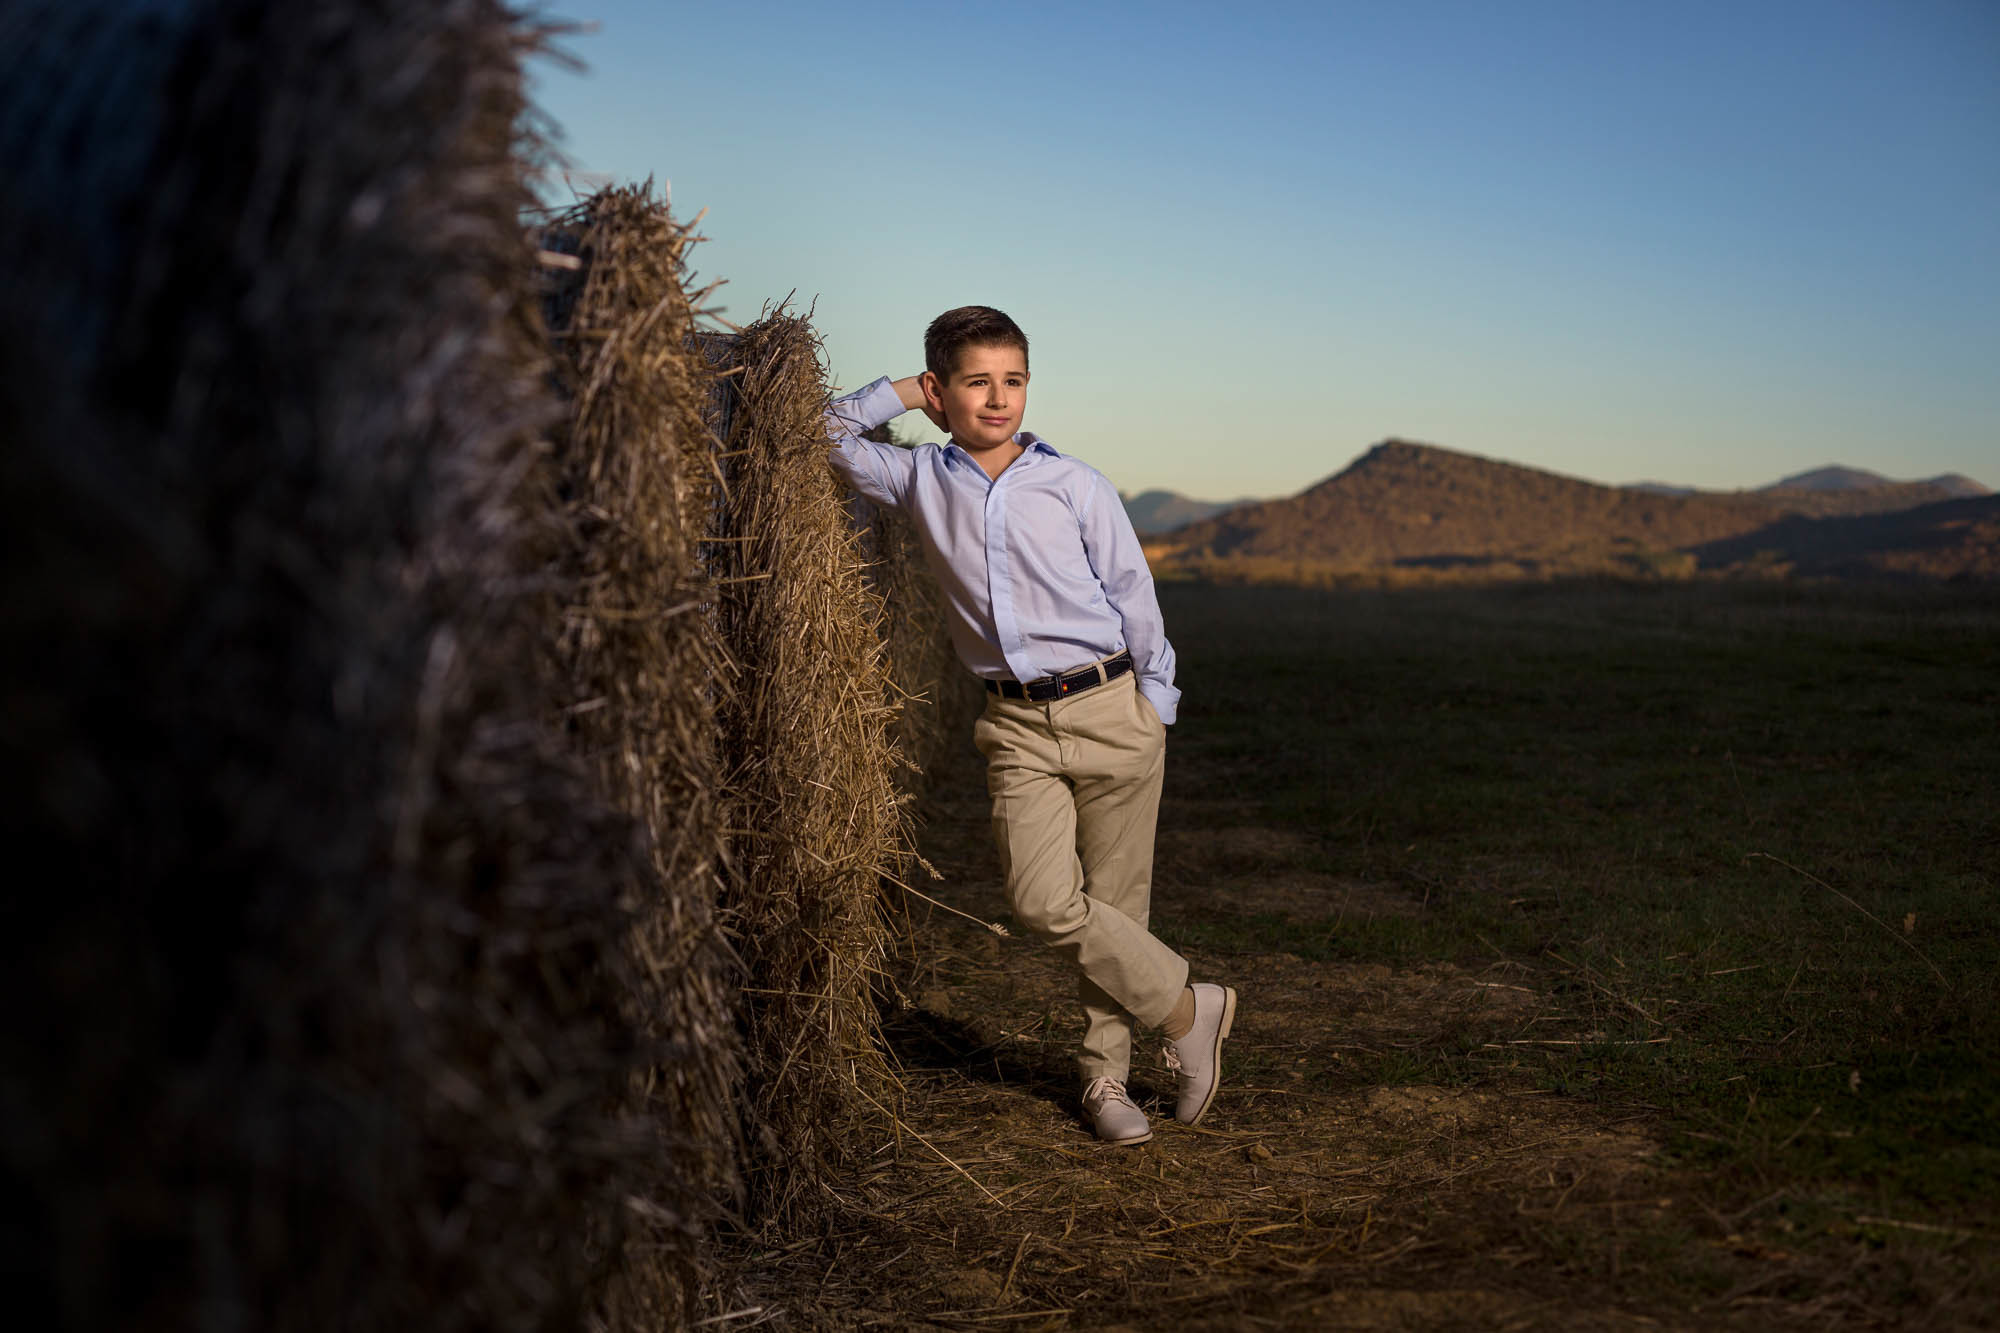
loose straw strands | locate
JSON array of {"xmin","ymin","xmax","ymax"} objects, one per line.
[{"xmin": 1744, "ymin": 852, "xmax": 1953, "ymax": 989}]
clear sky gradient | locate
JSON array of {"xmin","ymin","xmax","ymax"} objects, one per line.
[{"xmin": 530, "ymin": 0, "xmax": 1998, "ymax": 500}]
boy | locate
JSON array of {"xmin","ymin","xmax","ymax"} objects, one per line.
[{"xmin": 823, "ymin": 305, "xmax": 1237, "ymax": 1146}]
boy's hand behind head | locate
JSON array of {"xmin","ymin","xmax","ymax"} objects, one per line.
[{"xmin": 890, "ymin": 373, "xmax": 951, "ymax": 434}]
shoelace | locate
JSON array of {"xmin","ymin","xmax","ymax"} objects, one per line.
[
  {"xmin": 1161, "ymin": 1044, "xmax": 1187, "ymax": 1082},
  {"xmin": 1082, "ymin": 1075, "xmax": 1138, "ymax": 1111}
]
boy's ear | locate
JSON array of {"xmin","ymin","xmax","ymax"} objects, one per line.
[{"xmin": 919, "ymin": 370, "xmax": 947, "ymax": 418}]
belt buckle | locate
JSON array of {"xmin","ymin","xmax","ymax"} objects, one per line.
[{"xmin": 1058, "ymin": 664, "xmax": 1099, "ymax": 697}]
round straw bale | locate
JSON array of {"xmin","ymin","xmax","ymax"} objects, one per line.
[
  {"xmin": 706, "ymin": 312, "xmax": 910, "ymax": 1226},
  {"xmin": 537, "ymin": 185, "xmax": 744, "ymax": 1323}
]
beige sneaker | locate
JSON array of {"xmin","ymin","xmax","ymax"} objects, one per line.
[
  {"xmin": 1081, "ymin": 1076, "xmax": 1153, "ymax": 1145},
  {"xmin": 1163, "ymin": 982, "xmax": 1237, "ymax": 1124}
]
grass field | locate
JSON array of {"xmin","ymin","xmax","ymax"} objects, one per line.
[
  {"xmin": 1161, "ymin": 578, "xmax": 1998, "ymax": 1269},
  {"xmin": 734, "ymin": 578, "xmax": 2000, "ymax": 1328}
]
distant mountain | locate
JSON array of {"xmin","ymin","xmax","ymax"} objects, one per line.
[
  {"xmin": 1754, "ymin": 483, "xmax": 1985, "ymax": 519},
  {"xmin": 1150, "ymin": 439, "xmax": 1999, "ymax": 583},
  {"xmin": 1763, "ymin": 465, "xmax": 1894, "ymax": 491},
  {"xmin": 1160, "ymin": 440, "xmax": 1781, "ymax": 566},
  {"xmin": 1121, "ymin": 489, "xmax": 1259, "ymax": 535},
  {"xmin": 1690, "ymin": 495, "xmax": 2000, "ymax": 580},
  {"xmin": 1761, "ymin": 465, "xmax": 1989, "ymax": 498},
  {"xmin": 1625, "ymin": 466, "xmax": 1989, "ymax": 508}
]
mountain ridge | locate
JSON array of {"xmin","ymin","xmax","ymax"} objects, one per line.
[
  {"xmin": 1759, "ymin": 465, "xmax": 1988, "ymax": 496},
  {"xmin": 1146, "ymin": 439, "xmax": 1997, "ymax": 582}
]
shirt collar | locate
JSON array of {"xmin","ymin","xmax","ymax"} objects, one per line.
[{"xmin": 943, "ymin": 433, "xmax": 1060, "ymax": 469}]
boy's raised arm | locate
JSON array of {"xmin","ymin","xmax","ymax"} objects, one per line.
[
  {"xmin": 1079, "ymin": 473, "xmax": 1182, "ymax": 725},
  {"xmin": 824, "ymin": 375, "xmax": 925, "ymax": 510}
]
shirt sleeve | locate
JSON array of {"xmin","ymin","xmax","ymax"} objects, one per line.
[
  {"xmin": 1079, "ymin": 471, "xmax": 1181, "ymax": 725},
  {"xmin": 824, "ymin": 376, "xmax": 917, "ymax": 510}
]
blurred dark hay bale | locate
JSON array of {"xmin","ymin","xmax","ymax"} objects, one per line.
[
  {"xmin": 1, "ymin": 2, "xmax": 659, "ymax": 1329},
  {"xmin": 537, "ymin": 185, "xmax": 741, "ymax": 1324},
  {"xmin": 708, "ymin": 313, "xmax": 907, "ymax": 1225}
]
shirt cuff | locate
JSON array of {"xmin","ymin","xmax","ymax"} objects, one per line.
[
  {"xmin": 1139, "ymin": 679, "xmax": 1179, "ymax": 726},
  {"xmin": 828, "ymin": 375, "xmax": 909, "ymax": 434}
]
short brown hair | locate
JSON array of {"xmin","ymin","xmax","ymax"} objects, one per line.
[{"xmin": 924, "ymin": 306, "xmax": 1029, "ymax": 381}]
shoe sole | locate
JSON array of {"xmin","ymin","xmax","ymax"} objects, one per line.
[
  {"xmin": 1099, "ymin": 1129, "xmax": 1153, "ymax": 1146},
  {"xmin": 1182, "ymin": 984, "xmax": 1237, "ymax": 1127}
]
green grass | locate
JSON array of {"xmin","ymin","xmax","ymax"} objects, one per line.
[{"xmin": 1159, "ymin": 578, "xmax": 2000, "ymax": 1227}]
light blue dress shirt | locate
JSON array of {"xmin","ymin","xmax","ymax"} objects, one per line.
[{"xmin": 826, "ymin": 376, "xmax": 1181, "ymax": 725}]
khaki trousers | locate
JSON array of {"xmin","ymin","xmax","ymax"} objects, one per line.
[{"xmin": 973, "ymin": 670, "xmax": 1189, "ymax": 1086}]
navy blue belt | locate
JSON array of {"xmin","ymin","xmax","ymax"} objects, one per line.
[{"xmin": 986, "ymin": 652, "xmax": 1134, "ymax": 703}]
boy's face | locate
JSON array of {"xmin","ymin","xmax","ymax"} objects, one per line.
[{"xmin": 923, "ymin": 342, "xmax": 1029, "ymax": 453}]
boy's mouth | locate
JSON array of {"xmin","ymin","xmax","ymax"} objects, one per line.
[{"xmin": 977, "ymin": 415, "xmax": 1011, "ymax": 427}]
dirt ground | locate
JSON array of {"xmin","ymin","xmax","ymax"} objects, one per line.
[{"xmin": 706, "ymin": 734, "xmax": 1856, "ymax": 1331}]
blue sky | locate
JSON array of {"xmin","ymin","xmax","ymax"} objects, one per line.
[{"xmin": 530, "ymin": 0, "xmax": 1998, "ymax": 500}]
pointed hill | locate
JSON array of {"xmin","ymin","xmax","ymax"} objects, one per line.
[
  {"xmin": 1149, "ymin": 440, "xmax": 2000, "ymax": 581},
  {"xmin": 1156, "ymin": 440, "xmax": 1784, "ymax": 567}
]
